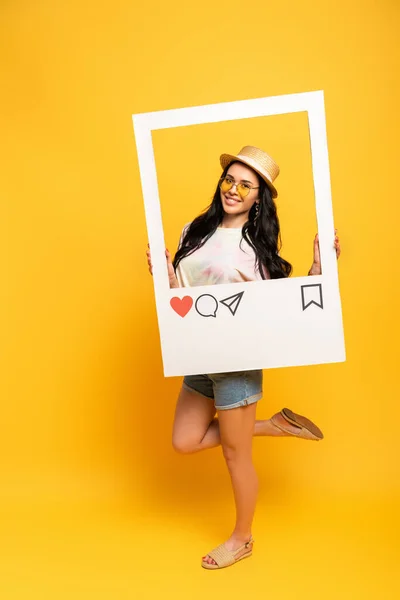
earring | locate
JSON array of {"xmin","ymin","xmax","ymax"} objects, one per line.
[{"xmin": 254, "ymin": 203, "xmax": 259, "ymax": 220}]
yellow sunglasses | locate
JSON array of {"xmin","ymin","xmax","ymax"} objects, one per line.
[{"xmin": 219, "ymin": 175, "xmax": 259, "ymax": 199}]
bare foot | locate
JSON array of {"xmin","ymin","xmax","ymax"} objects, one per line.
[{"xmin": 202, "ymin": 535, "xmax": 253, "ymax": 566}]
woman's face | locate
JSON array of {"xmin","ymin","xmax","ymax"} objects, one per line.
[{"xmin": 219, "ymin": 162, "xmax": 260, "ymax": 218}]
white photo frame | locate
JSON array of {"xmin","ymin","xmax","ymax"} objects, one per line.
[{"xmin": 133, "ymin": 90, "xmax": 346, "ymax": 376}]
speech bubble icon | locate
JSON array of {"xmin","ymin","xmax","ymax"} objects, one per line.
[{"xmin": 195, "ymin": 294, "xmax": 219, "ymax": 318}]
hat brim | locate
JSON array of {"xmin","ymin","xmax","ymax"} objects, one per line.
[{"xmin": 220, "ymin": 153, "xmax": 278, "ymax": 199}]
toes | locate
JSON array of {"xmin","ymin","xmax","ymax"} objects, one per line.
[{"xmin": 202, "ymin": 554, "xmax": 216, "ymax": 565}]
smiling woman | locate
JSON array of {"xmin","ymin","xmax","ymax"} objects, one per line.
[
  {"xmin": 173, "ymin": 146, "xmax": 294, "ymax": 287},
  {"xmin": 145, "ymin": 144, "xmax": 341, "ymax": 570}
]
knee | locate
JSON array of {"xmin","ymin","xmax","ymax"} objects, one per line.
[
  {"xmin": 222, "ymin": 443, "xmax": 240, "ymax": 464},
  {"xmin": 172, "ymin": 436, "xmax": 197, "ymax": 454},
  {"xmin": 222, "ymin": 443, "xmax": 251, "ymax": 466}
]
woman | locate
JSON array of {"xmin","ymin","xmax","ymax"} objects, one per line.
[{"xmin": 146, "ymin": 146, "xmax": 341, "ymax": 570}]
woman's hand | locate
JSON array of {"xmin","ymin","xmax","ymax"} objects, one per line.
[
  {"xmin": 308, "ymin": 229, "xmax": 341, "ymax": 276},
  {"xmin": 146, "ymin": 245, "xmax": 179, "ymax": 288}
]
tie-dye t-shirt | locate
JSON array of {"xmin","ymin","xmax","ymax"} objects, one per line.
[{"xmin": 175, "ymin": 224, "xmax": 270, "ymax": 288}]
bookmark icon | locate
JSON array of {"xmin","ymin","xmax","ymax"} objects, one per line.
[{"xmin": 301, "ymin": 284, "xmax": 323, "ymax": 311}]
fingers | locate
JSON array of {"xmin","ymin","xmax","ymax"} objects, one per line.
[
  {"xmin": 313, "ymin": 232, "xmax": 320, "ymax": 263},
  {"xmin": 145, "ymin": 246, "xmax": 172, "ymax": 260},
  {"xmin": 145, "ymin": 246, "xmax": 175, "ymax": 276},
  {"xmin": 334, "ymin": 235, "xmax": 341, "ymax": 258},
  {"xmin": 333, "ymin": 229, "xmax": 341, "ymax": 258},
  {"xmin": 146, "ymin": 245, "xmax": 153, "ymax": 275},
  {"xmin": 314, "ymin": 230, "xmax": 341, "ymax": 260}
]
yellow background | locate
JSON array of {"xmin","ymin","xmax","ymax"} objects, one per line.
[
  {"xmin": 154, "ymin": 110, "xmax": 317, "ymax": 277},
  {"xmin": 1, "ymin": 1, "xmax": 399, "ymax": 598}
]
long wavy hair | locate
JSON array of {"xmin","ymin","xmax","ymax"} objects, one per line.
[{"xmin": 173, "ymin": 161, "xmax": 292, "ymax": 279}]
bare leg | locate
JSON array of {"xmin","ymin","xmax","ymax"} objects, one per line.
[
  {"xmin": 172, "ymin": 386, "xmax": 217, "ymax": 453},
  {"xmin": 172, "ymin": 385, "xmax": 303, "ymax": 455},
  {"xmin": 200, "ymin": 412, "xmax": 302, "ymax": 450},
  {"xmin": 202, "ymin": 403, "xmax": 258, "ymax": 566}
]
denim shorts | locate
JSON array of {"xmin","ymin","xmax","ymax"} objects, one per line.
[{"xmin": 182, "ymin": 370, "xmax": 263, "ymax": 411}]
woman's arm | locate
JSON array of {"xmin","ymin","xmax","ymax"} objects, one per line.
[{"xmin": 308, "ymin": 230, "xmax": 341, "ymax": 276}]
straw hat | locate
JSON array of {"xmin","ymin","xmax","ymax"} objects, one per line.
[{"xmin": 220, "ymin": 145, "xmax": 280, "ymax": 199}]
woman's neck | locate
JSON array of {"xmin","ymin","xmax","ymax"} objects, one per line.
[{"xmin": 220, "ymin": 213, "xmax": 248, "ymax": 229}]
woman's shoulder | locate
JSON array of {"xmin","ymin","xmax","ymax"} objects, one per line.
[{"xmin": 178, "ymin": 222, "xmax": 192, "ymax": 248}]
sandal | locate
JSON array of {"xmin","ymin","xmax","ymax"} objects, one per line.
[
  {"xmin": 271, "ymin": 407, "xmax": 324, "ymax": 441},
  {"xmin": 201, "ymin": 536, "xmax": 254, "ymax": 570}
]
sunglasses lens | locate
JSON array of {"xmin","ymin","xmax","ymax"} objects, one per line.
[
  {"xmin": 220, "ymin": 177, "xmax": 252, "ymax": 199},
  {"xmin": 220, "ymin": 177, "xmax": 233, "ymax": 193},
  {"xmin": 237, "ymin": 184, "xmax": 250, "ymax": 198}
]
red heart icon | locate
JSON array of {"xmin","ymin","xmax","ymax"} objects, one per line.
[{"xmin": 170, "ymin": 296, "xmax": 193, "ymax": 318}]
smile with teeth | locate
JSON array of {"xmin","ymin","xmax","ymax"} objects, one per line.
[{"xmin": 225, "ymin": 195, "xmax": 242, "ymax": 206}]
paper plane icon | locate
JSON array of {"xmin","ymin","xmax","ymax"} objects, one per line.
[{"xmin": 220, "ymin": 291, "xmax": 244, "ymax": 316}]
